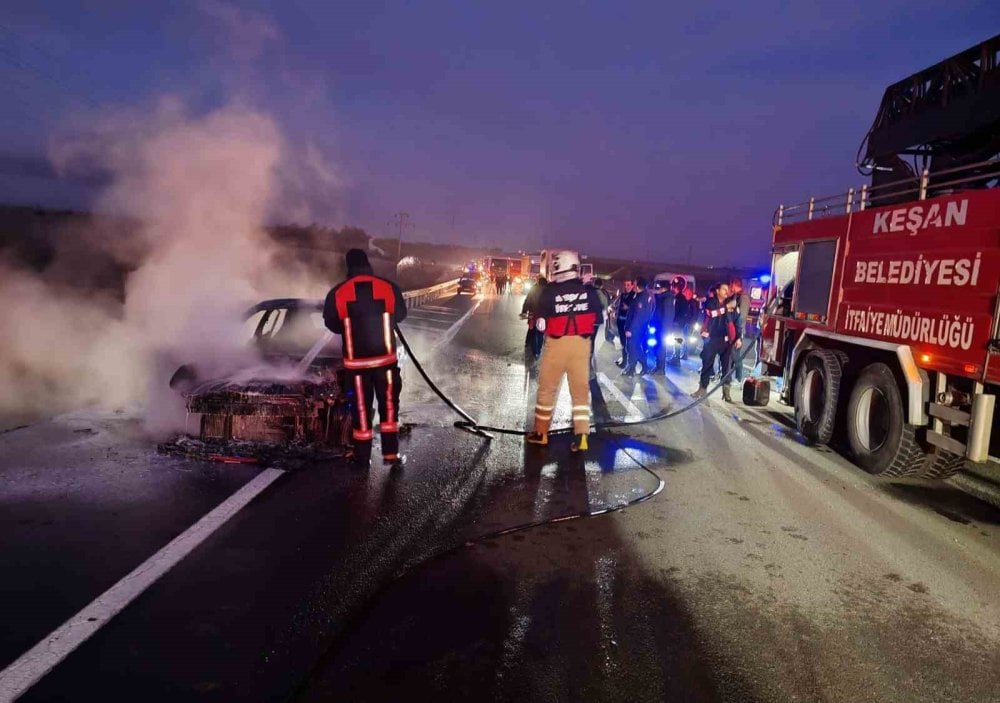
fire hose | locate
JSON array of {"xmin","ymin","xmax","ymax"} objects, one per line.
[{"xmin": 394, "ymin": 323, "xmax": 755, "ymax": 439}]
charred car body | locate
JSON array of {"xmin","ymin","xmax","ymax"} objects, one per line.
[{"xmin": 170, "ymin": 299, "xmax": 353, "ymax": 451}]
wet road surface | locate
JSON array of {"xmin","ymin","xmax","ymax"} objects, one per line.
[{"xmin": 2, "ymin": 291, "xmax": 999, "ymax": 701}]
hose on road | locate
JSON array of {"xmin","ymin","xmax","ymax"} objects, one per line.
[{"xmin": 395, "ymin": 324, "xmax": 756, "ymax": 439}]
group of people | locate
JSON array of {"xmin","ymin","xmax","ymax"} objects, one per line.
[
  {"xmin": 612, "ymin": 275, "xmax": 698, "ymax": 377},
  {"xmin": 690, "ymin": 279, "xmax": 750, "ymax": 403},
  {"xmin": 321, "ymin": 246, "xmax": 754, "ymax": 467},
  {"xmin": 611, "ymin": 275, "xmax": 751, "ymax": 402},
  {"xmin": 492, "ymin": 273, "xmax": 511, "ymax": 295}
]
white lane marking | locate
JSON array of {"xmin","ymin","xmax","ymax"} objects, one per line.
[
  {"xmin": 0, "ymin": 468, "xmax": 285, "ymax": 701},
  {"xmin": 400, "ymin": 320, "xmax": 453, "ymax": 332},
  {"xmin": 597, "ymin": 372, "xmax": 645, "ymax": 421},
  {"xmin": 406, "ymin": 309, "xmax": 459, "ymax": 318}
]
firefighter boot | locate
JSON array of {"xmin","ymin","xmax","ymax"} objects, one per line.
[
  {"xmin": 526, "ymin": 431, "xmax": 549, "ymax": 446},
  {"xmin": 690, "ymin": 387, "xmax": 707, "ymax": 400},
  {"xmin": 722, "ymin": 385, "xmax": 734, "ymax": 403},
  {"xmin": 384, "ymin": 453, "xmax": 407, "ymax": 469}
]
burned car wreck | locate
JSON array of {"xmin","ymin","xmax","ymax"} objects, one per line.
[{"xmin": 164, "ymin": 299, "xmax": 355, "ymax": 462}]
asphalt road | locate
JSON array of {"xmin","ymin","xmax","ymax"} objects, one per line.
[{"xmin": 1, "ymin": 290, "xmax": 998, "ymax": 702}]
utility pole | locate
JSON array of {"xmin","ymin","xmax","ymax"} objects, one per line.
[{"xmin": 390, "ymin": 211, "xmax": 411, "ymax": 263}]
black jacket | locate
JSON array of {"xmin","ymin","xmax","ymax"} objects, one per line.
[
  {"xmin": 324, "ymin": 265, "xmax": 407, "ymax": 369},
  {"xmin": 701, "ymin": 296, "xmax": 740, "ymax": 341}
]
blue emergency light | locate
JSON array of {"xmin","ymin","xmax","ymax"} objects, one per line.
[{"xmin": 759, "ymin": 274, "xmax": 772, "ymax": 284}]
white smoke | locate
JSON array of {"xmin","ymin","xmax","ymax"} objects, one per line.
[{"xmin": 0, "ymin": 100, "xmax": 340, "ymax": 433}]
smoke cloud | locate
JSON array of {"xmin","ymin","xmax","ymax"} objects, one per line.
[{"xmin": 0, "ymin": 100, "xmax": 342, "ymax": 433}]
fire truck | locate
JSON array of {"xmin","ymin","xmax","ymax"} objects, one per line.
[{"xmin": 759, "ymin": 34, "xmax": 1000, "ymax": 479}]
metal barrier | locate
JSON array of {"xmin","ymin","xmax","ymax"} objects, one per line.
[
  {"xmin": 774, "ymin": 158, "xmax": 1000, "ymax": 226},
  {"xmin": 402, "ymin": 278, "xmax": 460, "ymax": 308}
]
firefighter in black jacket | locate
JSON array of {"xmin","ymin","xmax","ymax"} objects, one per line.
[
  {"xmin": 690, "ymin": 282, "xmax": 742, "ymax": 402},
  {"xmin": 324, "ymin": 249, "xmax": 408, "ymax": 467}
]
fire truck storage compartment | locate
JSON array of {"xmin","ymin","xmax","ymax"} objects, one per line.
[{"xmin": 793, "ymin": 240, "xmax": 837, "ymax": 320}]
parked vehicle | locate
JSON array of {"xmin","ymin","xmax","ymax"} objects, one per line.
[{"xmin": 757, "ymin": 35, "xmax": 1000, "ymax": 479}]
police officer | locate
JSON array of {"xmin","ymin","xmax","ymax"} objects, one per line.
[
  {"xmin": 668, "ymin": 276, "xmax": 692, "ymax": 364},
  {"xmin": 614, "ymin": 278, "xmax": 637, "ymax": 369},
  {"xmin": 691, "ymin": 282, "xmax": 742, "ymax": 402},
  {"xmin": 650, "ymin": 278, "xmax": 674, "ymax": 372},
  {"xmin": 624, "ymin": 276, "xmax": 655, "ymax": 376},
  {"xmin": 527, "ymin": 251, "xmax": 603, "ymax": 453},
  {"xmin": 324, "ymin": 249, "xmax": 408, "ymax": 468},
  {"xmin": 521, "ymin": 276, "xmax": 547, "ymax": 359}
]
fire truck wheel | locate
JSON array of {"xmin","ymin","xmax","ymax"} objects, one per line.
[
  {"xmin": 794, "ymin": 350, "xmax": 842, "ymax": 445},
  {"xmin": 919, "ymin": 449, "xmax": 967, "ymax": 480},
  {"xmin": 846, "ymin": 363, "xmax": 925, "ymax": 476}
]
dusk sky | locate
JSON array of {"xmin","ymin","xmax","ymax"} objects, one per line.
[{"xmin": 1, "ymin": 1, "xmax": 998, "ymax": 267}]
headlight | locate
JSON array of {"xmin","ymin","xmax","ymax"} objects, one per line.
[
  {"xmin": 688, "ymin": 336, "xmax": 698, "ymax": 343},
  {"xmin": 693, "ymin": 322, "xmax": 701, "ymax": 331},
  {"xmin": 663, "ymin": 336, "xmax": 675, "ymax": 346}
]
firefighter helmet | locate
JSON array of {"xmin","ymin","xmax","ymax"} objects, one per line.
[
  {"xmin": 671, "ymin": 275, "xmax": 687, "ymax": 291},
  {"xmin": 550, "ymin": 250, "xmax": 581, "ymax": 282}
]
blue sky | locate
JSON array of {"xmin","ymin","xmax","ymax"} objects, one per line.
[{"xmin": 1, "ymin": 0, "xmax": 998, "ymax": 266}]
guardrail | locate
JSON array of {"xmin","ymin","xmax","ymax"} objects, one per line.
[
  {"xmin": 402, "ymin": 278, "xmax": 460, "ymax": 308},
  {"xmin": 774, "ymin": 158, "xmax": 1000, "ymax": 226}
]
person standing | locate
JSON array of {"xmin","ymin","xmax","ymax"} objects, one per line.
[
  {"xmin": 726, "ymin": 277, "xmax": 752, "ymax": 385},
  {"xmin": 668, "ymin": 276, "xmax": 692, "ymax": 364},
  {"xmin": 586, "ymin": 277, "xmax": 611, "ymax": 378},
  {"xmin": 521, "ymin": 276, "xmax": 548, "ymax": 359},
  {"xmin": 624, "ymin": 277, "xmax": 655, "ymax": 376},
  {"xmin": 527, "ymin": 251, "xmax": 603, "ymax": 453},
  {"xmin": 323, "ymin": 249, "xmax": 408, "ymax": 468},
  {"xmin": 690, "ymin": 282, "xmax": 742, "ymax": 402},
  {"xmin": 650, "ymin": 278, "xmax": 674, "ymax": 372},
  {"xmin": 613, "ymin": 279, "xmax": 637, "ymax": 369}
]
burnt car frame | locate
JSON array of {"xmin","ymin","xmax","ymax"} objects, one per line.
[{"xmin": 173, "ymin": 299, "xmax": 354, "ymax": 449}]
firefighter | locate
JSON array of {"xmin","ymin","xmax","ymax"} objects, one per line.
[
  {"xmin": 527, "ymin": 250, "xmax": 603, "ymax": 452},
  {"xmin": 323, "ymin": 249, "xmax": 408, "ymax": 468},
  {"xmin": 613, "ymin": 278, "xmax": 637, "ymax": 368},
  {"xmin": 691, "ymin": 282, "xmax": 742, "ymax": 402}
]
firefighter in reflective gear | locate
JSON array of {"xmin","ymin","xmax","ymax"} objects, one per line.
[
  {"xmin": 526, "ymin": 250, "xmax": 603, "ymax": 452},
  {"xmin": 323, "ymin": 249, "xmax": 408, "ymax": 467},
  {"xmin": 691, "ymin": 282, "xmax": 742, "ymax": 402}
]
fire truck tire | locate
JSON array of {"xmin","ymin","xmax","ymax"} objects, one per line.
[
  {"xmin": 794, "ymin": 350, "xmax": 842, "ymax": 445},
  {"xmin": 919, "ymin": 450, "xmax": 967, "ymax": 480},
  {"xmin": 846, "ymin": 363, "xmax": 925, "ymax": 476}
]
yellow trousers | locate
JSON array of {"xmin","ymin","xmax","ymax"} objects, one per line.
[{"xmin": 533, "ymin": 335, "xmax": 592, "ymax": 435}]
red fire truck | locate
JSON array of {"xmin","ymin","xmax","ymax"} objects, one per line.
[{"xmin": 759, "ymin": 34, "xmax": 1000, "ymax": 479}]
